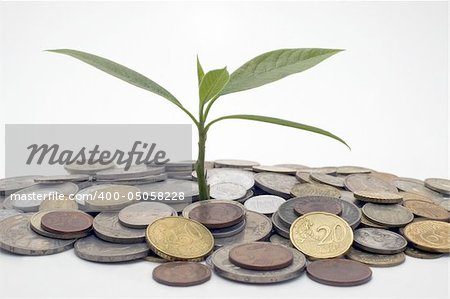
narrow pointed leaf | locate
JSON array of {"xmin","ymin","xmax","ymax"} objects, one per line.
[
  {"xmin": 221, "ymin": 48, "xmax": 343, "ymax": 95},
  {"xmin": 47, "ymin": 49, "xmax": 183, "ymax": 107},
  {"xmin": 208, "ymin": 114, "xmax": 349, "ymax": 149},
  {"xmin": 197, "ymin": 55, "xmax": 205, "ymax": 85},
  {"xmin": 199, "ymin": 67, "xmax": 230, "ymax": 104}
]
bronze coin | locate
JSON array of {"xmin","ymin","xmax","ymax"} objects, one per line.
[
  {"xmin": 152, "ymin": 262, "xmax": 211, "ymax": 286},
  {"xmin": 307, "ymin": 259, "xmax": 372, "ymax": 287},
  {"xmin": 403, "ymin": 200, "xmax": 450, "ymax": 221},
  {"xmin": 40, "ymin": 210, "xmax": 93, "ymax": 234},
  {"xmin": 344, "ymin": 174, "xmax": 398, "ymax": 193},
  {"xmin": 293, "ymin": 196, "xmax": 342, "ymax": 216},
  {"xmin": 228, "ymin": 242, "xmax": 294, "ymax": 271},
  {"xmin": 188, "ymin": 202, "xmax": 245, "ymax": 229}
]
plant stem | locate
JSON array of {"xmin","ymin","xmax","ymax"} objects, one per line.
[{"xmin": 196, "ymin": 126, "xmax": 209, "ymax": 201}]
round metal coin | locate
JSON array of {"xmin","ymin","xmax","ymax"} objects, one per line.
[
  {"xmin": 353, "ymin": 190, "xmax": 403, "ymax": 204},
  {"xmin": 40, "ymin": 210, "xmax": 93, "ymax": 234},
  {"xmin": 307, "ymin": 259, "xmax": 372, "ymax": 286},
  {"xmin": 402, "ymin": 200, "xmax": 450, "ymax": 221},
  {"xmin": 403, "ymin": 220, "xmax": 450, "ymax": 253},
  {"xmin": 254, "ymin": 172, "xmax": 299, "ymax": 198},
  {"xmin": 252, "ymin": 165, "xmax": 297, "ymax": 175},
  {"xmin": 404, "ymin": 246, "xmax": 445, "ymax": 259},
  {"xmin": 293, "ymin": 196, "xmax": 342, "ymax": 216},
  {"xmin": 153, "ymin": 262, "xmax": 211, "ymax": 286},
  {"xmin": 188, "ymin": 202, "xmax": 245, "ymax": 229},
  {"xmin": 244, "ymin": 195, "xmax": 286, "ymax": 215},
  {"xmin": 0, "ymin": 209, "xmax": 23, "ymax": 222},
  {"xmin": 310, "ymin": 173, "xmax": 345, "ymax": 188},
  {"xmin": 362, "ymin": 203, "xmax": 413, "ymax": 227},
  {"xmin": 39, "ymin": 196, "xmax": 79, "ymax": 211},
  {"xmin": 84, "ymin": 185, "xmax": 139, "ymax": 211},
  {"xmin": 290, "ymin": 183, "xmax": 341, "ymax": 198},
  {"xmin": 118, "ymin": 202, "xmax": 177, "ymax": 229},
  {"xmin": 30, "ymin": 210, "xmax": 87, "ymax": 240},
  {"xmin": 209, "ymin": 183, "xmax": 247, "ymax": 200},
  {"xmin": 345, "ymin": 174, "xmax": 397, "ymax": 193},
  {"xmin": 93, "ymin": 212, "xmax": 146, "ymax": 244},
  {"xmin": 424, "ymin": 178, "xmax": 450, "ymax": 195},
  {"xmin": 213, "ymin": 159, "xmax": 259, "ymax": 169},
  {"xmin": 353, "ymin": 228, "xmax": 407, "ymax": 254},
  {"xmin": 346, "ymin": 247, "xmax": 405, "ymax": 267},
  {"xmin": 0, "ymin": 175, "xmax": 42, "ymax": 195}
]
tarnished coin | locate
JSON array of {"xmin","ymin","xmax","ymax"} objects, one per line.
[
  {"xmin": 210, "ymin": 219, "xmax": 246, "ymax": 238},
  {"xmin": 424, "ymin": 178, "xmax": 450, "ymax": 195},
  {"xmin": 209, "ymin": 183, "xmax": 247, "ymax": 200},
  {"xmin": 93, "ymin": 212, "xmax": 145, "ymax": 244},
  {"xmin": 346, "ymin": 247, "xmax": 405, "ymax": 267},
  {"xmin": 290, "ymin": 183, "xmax": 341, "ymax": 198},
  {"xmin": 118, "ymin": 202, "xmax": 177, "ymax": 229},
  {"xmin": 188, "ymin": 202, "xmax": 245, "ymax": 229},
  {"xmin": 84, "ymin": 185, "xmax": 138, "ymax": 211},
  {"xmin": 336, "ymin": 166, "xmax": 372, "ymax": 175},
  {"xmin": 153, "ymin": 262, "xmax": 211, "ymax": 286},
  {"xmin": 272, "ymin": 212, "xmax": 290, "ymax": 238},
  {"xmin": 295, "ymin": 167, "xmax": 337, "ymax": 174},
  {"xmin": 310, "ymin": 173, "xmax": 345, "ymax": 188},
  {"xmin": 369, "ymin": 172, "xmax": 399, "ymax": 183},
  {"xmin": 182, "ymin": 200, "xmax": 246, "ymax": 220},
  {"xmin": 404, "ymin": 246, "xmax": 445, "ymax": 259},
  {"xmin": 403, "ymin": 220, "xmax": 450, "ymax": 253},
  {"xmin": 0, "ymin": 214, "xmax": 75, "ymax": 255},
  {"xmin": 138, "ymin": 179, "xmax": 199, "ymax": 200},
  {"xmin": 214, "ymin": 211, "xmax": 272, "ymax": 248},
  {"xmin": 338, "ymin": 198, "xmax": 362, "ymax": 229},
  {"xmin": 35, "ymin": 174, "xmax": 90, "ymax": 184},
  {"xmin": 0, "ymin": 175, "xmax": 42, "ymax": 195},
  {"xmin": 0, "ymin": 209, "xmax": 23, "ymax": 221},
  {"xmin": 394, "ymin": 179, "xmax": 442, "ymax": 200},
  {"xmin": 290, "ymin": 212, "xmax": 353, "ymax": 259},
  {"xmin": 252, "ymin": 165, "xmax": 297, "ymax": 175},
  {"xmin": 362, "ymin": 203, "xmax": 413, "ymax": 227},
  {"xmin": 74, "ymin": 235, "xmax": 149, "ymax": 263},
  {"xmin": 228, "ymin": 242, "xmax": 294, "ymax": 271},
  {"xmin": 39, "ymin": 196, "xmax": 78, "ymax": 211},
  {"xmin": 293, "ymin": 196, "xmax": 342, "ymax": 216},
  {"xmin": 146, "ymin": 216, "xmax": 214, "ymax": 261},
  {"xmin": 30, "ymin": 210, "xmax": 87, "ymax": 240},
  {"xmin": 41, "ymin": 210, "xmax": 93, "ymax": 234},
  {"xmin": 345, "ymin": 174, "xmax": 397, "ymax": 193},
  {"xmin": 403, "ymin": 200, "xmax": 450, "ymax": 221},
  {"xmin": 95, "ymin": 165, "xmax": 165, "ymax": 180},
  {"xmin": 400, "ymin": 191, "xmax": 434, "ymax": 203},
  {"xmin": 214, "ymin": 159, "xmax": 259, "ymax": 169},
  {"xmin": 295, "ymin": 172, "xmax": 314, "ymax": 184},
  {"xmin": 439, "ymin": 200, "xmax": 450, "ymax": 212},
  {"xmin": 353, "ymin": 228, "xmax": 407, "ymax": 254},
  {"xmin": 307, "ymin": 259, "xmax": 372, "ymax": 286},
  {"xmin": 339, "ymin": 191, "xmax": 361, "ymax": 206},
  {"xmin": 212, "ymin": 245, "xmax": 306, "ymax": 284},
  {"xmin": 360, "ymin": 214, "xmax": 389, "ymax": 229},
  {"xmin": 353, "ymin": 190, "xmax": 403, "ymax": 204},
  {"xmin": 64, "ymin": 161, "xmax": 115, "ymax": 174},
  {"xmin": 244, "ymin": 195, "xmax": 286, "ymax": 215},
  {"xmin": 254, "ymin": 172, "xmax": 299, "ymax": 198},
  {"xmin": 270, "ymin": 234, "xmax": 294, "ymax": 248}
]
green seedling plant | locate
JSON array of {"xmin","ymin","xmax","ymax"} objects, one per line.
[{"xmin": 48, "ymin": 48, "xmax": 349, "ymax": 200}]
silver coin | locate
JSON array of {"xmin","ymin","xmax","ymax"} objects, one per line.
[
  {"xmin": 360, "ymin": 214, "xmax": 390, "ymax": 229},
  {"xmin": 424, "ymin": 178, "xmax": 450, "ymax": 195},
  {"xmin": 295, "ymin": 166, "xmax": 337, "ymax": 174},
  {"xmin": 295, "ymin": 172, "xmax": 314, "ymax": 184},
  {"xmin": 274, "ymin": 164, "xmax": 307, "ymax": 170},
  {"xmin": 439, "ymin": 199, "xmax": 450, "ymax": 212},
  {"xmin": 354, "ymin": 228, "xmax": 407, "ymax": 254},
  {"xmin": 74, "ymin": 235, "xmax": 149, "ymax": 263},
  {"xmin": 74, "ymin": 184, "xmax": 116, "ymax": 207},
  {"xmin": 0, "ymin": 209, "xmax": 23, "ymax": 222},
  {"xmin": 196, "ymin": 168, "xmax": 255, "ymax": 190},
  {"xmin": 95, "ymin": 165, "xmax": 165, "ymax": 180},
  {"xmin": 244, "ymin": 195, "xmax": 286, "ymax": 214},
  {"xmin": 254, "ymin": 172, "xmax": 298, "ymax": 198},
  {"xmin": 182, "ymin": 199, "xmax": 246, "ymax": 219},
  {"xmin": 34, "ymin": 174, "xmax": 90, "ymax": 184},
  {"xmin": 137, "ymin": 179, "xmax": 199, "ymax": 200},
  {"xmin": 0, "ymin": 175, "xmax": 42, "ymax": 195},
  {"xmin": 269, "ymin": 234, "xmax": 294, "ymax": 248},
  {"xmin": 9, "ymin": 182, "xmax": 79, "ymax": 212},
  {"xmin": 346, "ymin": 247, "xmax": 406, "ymax": 267},
  {"xmin": 214, "ymin": 159, "xmax": 260, "ymax": 169},
  {"xmin": 336, "ymin": 198, "xmax": 362, "ymax": 229},
  {"xmin": 362, "ymin": 203, "xmax": 414, "ymax": 227},
  {"xmin": 271, "ymin": 212, "xmax": 290, "ymax": 238},
  {"xmin": 236, "ymin": 189, "xmax": 254, "ymax": 204},
  {"xmin": 0, "ymin": 214, "xmax": 75, "ymax": 255},
  {"xmin": 30, "ymin": 210, "xmax": 86, "ymax": 240},
  {"xmin": 205, "ymin": 254, "xmax": 214, "ymax": 269},
  {"xmin": 252, "ymin": 165, "xmax": 297, "ymax": 175},
  {"xmin": 345, "ymin": 174, "xmax": 398, "ymax": 193},
  {"xmin": 93, "ymin": 212, "xmax": 146, "ymax": 243},
  {"xmin": 84, "ymin": 185, "xmax": 138, "ymax": 212},
  {"xmin": 210, "ymin": 183, "xmax": 247, "ymax": 200},
  {"xmin": 118, "ymin": 202, "xmax": 177, "ymax": 228},
  {"xmin": 211, "ymin": 219, "xmax": 246, "ymax": 238},
  {"xmin": 97, "ymin": 173, "xmax": 167, "ymax": 184},
  {"xmin": 404, "ymin": 246, "xmax": 446, "ymax": 259},
  {"xmin": 64, "ymin": 161, "xmax": 115, "ymax": 174},
  {"xmin": 310, "ymin": 173, "xmax": 345, "ymax": 188},
  {"xmin": 336, "ymin": 166, "xmax": 373, "ymax": 175},
  {"xmin": 213, "ymin": 211, "xmax": 272, "ymax": 248},
  {"xmin": 394, "ymin": 178, "xmax": 442, "ymax": 201},
  {"xmin": 212, "ymin": 243, "xmax": 306, "ymax": 284},
  {"xmin": 290, "ymin": 183, "xmax": 341, "ymax": 198},
  {"xmin": 339, "ymin": 190, "xmax": 363, "ymax": 206}
]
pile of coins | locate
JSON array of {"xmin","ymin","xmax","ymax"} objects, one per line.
[{"xmin": 0, "ymin": 160, "xmax": 449, "ymax": 288}]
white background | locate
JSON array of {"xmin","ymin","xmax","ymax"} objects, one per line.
[{"xmin": 0, "ymin": 1, "xmax": 449, "ymax": 299}]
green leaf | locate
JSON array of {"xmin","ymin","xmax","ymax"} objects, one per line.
[
  {"xmin": 221, "ymin": 48, "xmax": 343, "ymax": 95},
  {"xmin": 207, "ymin": 114, "xmax": 350, "ymax": 149},
  {"xmin": 197, "ymin": 55, "xmax": 204, "ymax": 85},
  {"xmin": 199, "ymin": 67, "xmax": 230, "ymax": 104},
  {"xmin": 47, "ymin": 49, "xmax": 183, "ymax": 108}
]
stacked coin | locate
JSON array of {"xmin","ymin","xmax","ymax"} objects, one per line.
[{"xmin": 164, "ymin": 161, "xmax": 195, "ymax": 180}]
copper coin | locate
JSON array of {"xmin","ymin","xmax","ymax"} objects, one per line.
[
  {"xmin": 228, "ymin": 242, "xmax": 294, "ymax": 271},
  {"xmin": 293, "ymin": 196, "xmax": 342, "ymax": 216},
  {"xmin": 152, "ymin": 262, "xmax": 211, "ymax": 286},
  {"xmin": 188, "ymin": 202, "xmax": 245, "ymax": 229},
  {"xmin": 403, "ymin": 200, "xmax": 450, "ymax": 221},
  {"xmin": 307, "ymin": 259, "xmax": 372, "ymax": 287},
  {"xmin": 40, "ymin": 210, "xmax": 93, "ymax": 234}
]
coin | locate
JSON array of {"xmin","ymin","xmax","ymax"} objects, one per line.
[
  {"xmin": 345, "ymin": 174, "xmax": 397, "ymax": 193},
  {"xmin": 424, "ymin": 178, "xmax": 450, "ymax": 195},
  {"xmin": 214, "ymin": 211, "xmax": 272, "ymax": 248},
  {"xmin": 152, "ymin": 262, "xmax": 212, "ymax": 286},
  {"xmin": 293, "ymin": 196, "xmax": 342, "ymax": 216},
  {"xmin": 39, "ymin": 196, "xmax": 79, "ymax": 211},
  {"xmin": 272, "ymin": 212, "xmax": 290, "ymax": 238},
  {"xmin": 252, "ymin": 165, "xmax": 297, "ymax": 175},
  {"xmin": 182, "ymin": 199, "xmax": 246, "ymax": 220},
  {"xmin": 295, "ymin": 172, "xmax": 314, "ymax": 184},
  {"xmin": 96, "ymin": 165, "xmax": 165, "ymax": 180},
  {"xmin": 338, "ymin": 198, "xmax": 362, "ymax": 229},
  {"xmin": 213, "ymin": 159, "xmax": 259, "ymax": 169},
  {"xmin": 193, "ymin": 168, "xmax": 255, "ymax": 190},
  {"xmin": 402, "ymin": 200, "xmax": 450, "ymax": 221},
  {"xmin": 84, "ymin": 185, "xmax": 138, "ymax": 211},
  {"xmin": 209, "ymin": 182, "xmax": 247, "ymax": 200},
  {"xmin": 270, "ymin": 234, "xmax": 294, "ymax": 248},
  {"xmin": 254, "ymin": 172, "xmax": 299, "ymax": 198},
  {"xmin": 400, "ymin": 191, "xmax": 434, "ymax": 203},
  {"xmin": 404, "ymin": 246, "xmax": 445, "ymax": 259},
  {"xmin": 0, "ymin": 175, "xmax": 42, "ymax": 195},
  {"xmin": 346, "ymin": 247, "xmax": 405, "ymax": 267},
  {"xmin": 353, "ymin": 190, "xmax": 403, "ymax": 204},
  {"xmin": 187, "ymin": 202, "xmax": 245, "ymax": 229},
  {"xmin": 369, "ymin": 172, "xmax": 399, "ymax": 183},
  {"xmin": 146, "ymin": 216, "xmax": 214, "ymax": 261},
  {"xmin": 0, "ymin": 214, "xmax": 75, "ymax": 255},
  {"xmin": 138, "ymin": 179, "xmax": 199, "ymax": 200},
  {"xmin": 310, "ymin": 173, "xmax": 345, "ymax": 188},
  {"xmin": 243, "ymin": 195, "xmax": 286, "ymax": 215},
  {"xmin": 290, "ymin": 183, "xmax": 341, "ymax": 198},
  {"xmin": 98, "ymin": 173, "xmax": 167, "ymax": 184},
  {"xmin": 212, "ymin": 245, "xmax": 306, "ymax": 284},
  {"xmin": 93, "ymin": 212, "xmax": 145, "ymax": 243},
  {"xmin": 30, "ymin": 210, "xmax": 87, "ymax": 240},
  {"xmin": 362, "ymin": 203, "xmax": 413, "ymax": 227},
  {"xmin": 360, "ymin": 214, "xmax": 389, "ymax": 229},
  {"xmin": 290, "ymin": 212, "xmax": 353, "ymax": 259},
  {"xmin": 295, "ymin": 167, "xmax": 337, "ymax": 174},
  {"xmin": 228, "ymin": 242, "xmax": 294, "ymax": 271},
  {"xmin": 74, "ymin": 235, "xmax": 149, "ymax": 262},
  {"xmin": 0, "ymin": 209, "xmax": 23, "ymax": 221},
  {"xmin": 439, "ymin": 199, "xmax": 450, "ymax": 212},
  {"xmin": 274, "ymin": 164, "xmax": 307, "ymax": 170},
  {"xmin": 353, "ymin": 228, "xmax": 407, "ymax": 254},
  {"xmin": 40, "ymin": 210, "xmax": 93, "ymax": 234},
  {"xmin": 394, "ymin": 179, "xmax": 442, "ymax": 201},
  {"xmin": 34, "ymin": 174, "xmax": 90, "ymax": 184},
  {"xmin": 64, "ymin": 161, "xmax": 115, "ymax": 174},
  {"xmin": 339, "ymin": 190, "xmax": 361, "ymax": 206},
  {"xmin": 307, "ymin": 259, "xmax": 372, "ymax": 286},
  {"xmin": 403, "ymin": 220, "xmax": 450, "ymax": 253},
  {"xmin": 336, "ymin": 166, "xmax": 372, "ymax": 175},
  {"xmin": 118, "ymin": 202, "xmax": 177, "ymax": 229},
  {"xmin": 210, "ymin": 219, "xmax": 246, "ymax": 238}
]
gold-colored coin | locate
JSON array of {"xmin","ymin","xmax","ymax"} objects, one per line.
[
  {"xmin": 290, "ymin": 212, "xmax": 353, "ymax": 259},
  {"xmin": 146, "ymin": 216, "xmax": 214, "ymax": 261},
  {"xmin": 403, "ymin": 220, "xmax": 450, "ymax": 253},
  {"xmin": 353, "ymin": 190, "xmax": 403, "ymax": 204}
]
